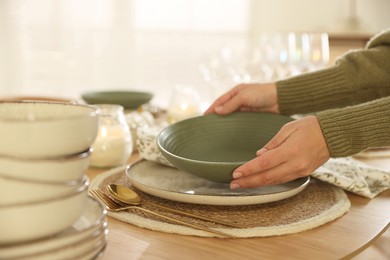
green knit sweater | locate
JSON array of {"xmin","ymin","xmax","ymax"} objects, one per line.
[{"xmin": 276, "ymin": 29, "xmax": 390, "ymax": 157}]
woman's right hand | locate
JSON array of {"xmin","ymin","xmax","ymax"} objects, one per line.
[{"xmin": 204, "ymin": 83, "xmax": 280, "ymax": 115}]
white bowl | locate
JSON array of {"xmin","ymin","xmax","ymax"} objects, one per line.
[
  {"xmin": 8, "ymin": 228, "xmax": 107, "ymax": 260},
  {"xmin": 0, "ymin": 196, "xmax": 107, "ymax": 258},
  {"xmin": 0, "ymin": 101, "xmax": 99, "ymax": 158},
  {"xmin": 0, "ymin": 149, "xmax": 91, "ymax": 183},
  {"xmin": 17, "ymin": 229, "xmax": 108, "ymax": 260},
  {"xmin": 0, "ymin": 180, "xmax": 88, "ymax": 244},
  {"xmin": 0, "ymin": 174, "xmax": 88, "ymax": 205}
]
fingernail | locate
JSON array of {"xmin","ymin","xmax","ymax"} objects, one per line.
[
  {"xmin": 230, "ymin": 183, "xmax": 240, "ymax": 189},
  {"xmin": 256, "ymin": 148, "xmax": 267, "ymax": 156},
  {"xmin": 215, "ymin": 106, "xmax": 223, "ymax": 113},
  {"xmin": 232, "ymin": 171, "xmax": 242, "ymax": 179}
]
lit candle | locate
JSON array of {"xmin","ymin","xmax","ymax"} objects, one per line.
[
  {"xmin": 89, "ymin": 105, "xmax": 133, "ymax": 168},
  {"xmin": 167, "ymin": 85, "xmax": 202, "ymax": 123},
  {"xmin": 167, "ymin": 102, "xmax": 200, "ymax": 123}
]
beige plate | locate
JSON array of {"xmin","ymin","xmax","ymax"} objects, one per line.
[
  {"xmin": 126, "ymin": 160, "xmax": 310, "ymax": 206},
  {"xmin": 0, "ymin": 96, "xmax": 74, "ymax": 103},
  {"xmin": 353, "ymin": 147, "xmax": 390, "ymax": 158}
]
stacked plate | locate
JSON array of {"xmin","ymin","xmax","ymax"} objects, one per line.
[
  {"xmin": 0, "ymin": 197, "xmax": 107, "ymax": 260},
  {"xmin": 0, "ymin": 101, "xmax": 107, "ymax": 259}
]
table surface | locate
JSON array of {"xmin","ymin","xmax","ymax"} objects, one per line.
[{"xmin": 87, "ymin": 154, "xmax": 390, "ymax": 260}]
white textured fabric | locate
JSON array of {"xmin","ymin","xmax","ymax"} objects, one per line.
[{"xmin": 313, "ymin": 157, "xmax": 390, "ymax": 199}]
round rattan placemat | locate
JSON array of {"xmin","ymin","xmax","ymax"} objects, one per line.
[{"xmin": 89, "ymin": 165, "xmax": 351, "ymax": 238}]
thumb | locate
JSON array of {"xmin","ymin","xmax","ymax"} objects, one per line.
[{"xmin": 256, "ymin": 124, "xmax": 294, "ymax": 156}]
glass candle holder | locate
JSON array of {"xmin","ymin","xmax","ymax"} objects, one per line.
[
  {"xmin": 90, "ymin": 104, "xmax": 133, "ymax": 168},
  {"xmin": 167, "ymin": 85, "xmax": 202, "ymax": 123}
]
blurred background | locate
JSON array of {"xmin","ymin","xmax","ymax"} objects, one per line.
[
  {"xmin": 0, "ymin": 2, "xmax": 389, "ymax": 258},
  {"xmin": 0, "ymin": 0, "xmax": 389, "ymax": 108}
]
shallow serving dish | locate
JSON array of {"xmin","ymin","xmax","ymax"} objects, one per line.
[
  {"xmin": 0, "ymin": 181, "xmax": 88, "ymax": 244},
  {"xmin": 0, "ymin": 174, "xmax": 88, "ymax": 205},
  {"xmin": 7, "ymin": 229, "xmax": 107, "ymax": 260},
  {"xmin": 0, "ymin": 149, "xmax": 91, "ymax": 183},
  {"xmin": 0, "ymin": 101, "xmax": 99, "ymax": 158},
  {"xmin": 0, "ymin": 96, "xmax": 75, "ymax": 103},
  {"xmin": 81, "ymin": 90, "xmax": 153, "ymax": 109},
  {"xmin": 126, "ymin": 160, "xmax": 310, "ymax": 206},
  {"xmin": 157, "ymin": 112, "xmax": 293, "ymax": 182},
  {"xmin": 0, "ymin": 196, "xmax": 107, "ymax": 259}
]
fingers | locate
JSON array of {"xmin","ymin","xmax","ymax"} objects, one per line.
[
  {"xmin": 230, "ymin": 162, "xmax": 306, "ymax": 189},
  {"xmin": 204, "ymin": 88, "xmax": 238, "ymax": 115},
  {"xmin": 229, "ymin": 116, "xmax": 331, "ymax": 190},
  {"xmin": 232, "ymin": 123, "xmax": 294, "ymax": 178},
  {"xmin": 231, "ymin": 145, "xmax": 308, "ymax": 189},
  {"xmin": 232, "ymin": 147, "xmax": 285, "ymax": 179},
  {"xmin": 204, "ymin": 85, "xmax": 250, "ymax": 115}
]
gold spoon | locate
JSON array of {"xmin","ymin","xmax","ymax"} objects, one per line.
[{"xmin": 106, "ymin": 184, "xmax": 246, "ymax": 229}]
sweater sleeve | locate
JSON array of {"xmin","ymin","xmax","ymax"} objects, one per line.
[
  {"xmin": 276, "ymin": 29, "xmax": 390, "ymax": 115},
  {"xmin": 275, "ymin": 29, "xmax": 390, "ymax": 157},
  {"xmin": 316, "ymin": 97, "xmax": 390, "ymax": 157}
]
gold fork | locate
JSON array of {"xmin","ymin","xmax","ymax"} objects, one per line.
[{"xmin": 90, "ymin": 189, "xmax": 236, "ymax": 238}]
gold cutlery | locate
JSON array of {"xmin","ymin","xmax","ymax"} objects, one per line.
[
  {"xmin": 106, "ymin": 184, "xmax": 246, "ymax": 229},
  {"xmin": 89, "ymin": 189, "xmax": 236, "ymax": 238}
]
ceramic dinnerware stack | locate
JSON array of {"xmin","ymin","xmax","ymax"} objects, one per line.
[{"xmin": 0, "ymin": 101, "xmax": 107, "ymax": 259}]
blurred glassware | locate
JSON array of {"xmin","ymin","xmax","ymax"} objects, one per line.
[
  {"xmin": 167, "ymin": 85, "xmax": 202, "ymax": 123},
  {"xmin": 258, "ymin": 32, "xmax": 290, "ymax": 80},
  {"xmin": 199, "ymin": 32, "xmax": 329, "ymax": 96},
  {"xmin": 287, "ymin": 32, "xmax": 329, "ymax": 75},
  {"xmin": 90, "ymin": 104, "xmax": 133, "ymax": 168},
  {"xmin": 307, "ymin": 32, "xmax": 330, "ymax": 71}
]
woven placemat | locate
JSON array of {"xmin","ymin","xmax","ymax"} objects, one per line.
[{"xmin": 89, "ymin": 165, "xmax": 351, "ymax": 238}]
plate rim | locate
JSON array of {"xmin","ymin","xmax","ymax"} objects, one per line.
[
  {"xmin": 0, "ymin": 196, "xmax": 107, "ymax": 256},
  {"xmin": 126, "ymin": 160, "xmax": 310, "ymax": 206}
]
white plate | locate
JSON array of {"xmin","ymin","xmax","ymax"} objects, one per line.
[
  {"xmin": 353, "ymin": 147, "xmax": 390, "ymax": 158},
  {"xmin": 126, "ymin": 160, "xmax": 310, "ymax": 206},
  {"xmin": 0, "ymin": 196, "xmax": 107, "ymax": 259}
]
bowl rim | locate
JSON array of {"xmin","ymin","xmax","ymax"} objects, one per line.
[
  {"xmin": 0, "ymin": 148, "xmax": 92, "ymax": 162},
  {"xmin": 0, "ymin": 176, "xmax": 89, "ymax": 208},
  {"xmin": 156, "ymin": 112, "xmax": 293, "ymax": 165},
  {"xmin": 157, "ymin": 134, "xmax": 248, "ymax": 166},
  {"xmin": 0, "ymin": 96, "xmax": 74, "ymax": 103},
  {"xmin": 0, "ymin": 169, "xmax": 88, "ymax": 186},
  {"xmin": 0, "ymin": 101, "xmax": 99, "ymax": 122},
  {"xmin": 81, "ymin": 90, "xmax": 154, "ymax": 98},
  {"xmin": 1, "ymin": 196, "xmax": 107, "ymax": 254}
]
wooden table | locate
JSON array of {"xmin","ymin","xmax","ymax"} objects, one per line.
[{"xmin": 88, "ymin": 154, "xmax": 390, "ymax": 260}]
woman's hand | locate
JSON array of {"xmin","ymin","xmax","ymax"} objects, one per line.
[
  {"xmin": 230, "ymin": 116, "xmax": 330, "ymax": 189},
  {"xmin": 204, "ymin": 83, "xmax": 279, "ymax": 115}
]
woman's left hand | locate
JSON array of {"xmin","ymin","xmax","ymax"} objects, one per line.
[{"xmin": 230, "ymin": 115, "xmax": 330, "ymax": 189}]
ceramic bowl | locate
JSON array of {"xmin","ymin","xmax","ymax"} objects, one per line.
[
  {"xmin": 157, "ymin": 112, "xmax": 293, "ymax": 182},
  {"xmin": 5, "ymin": 229, "xmax": 107, "ymax": 260},
  {"xmin": 0, "ymin": 149, "xmax": 91, "ymax": 183},
  {"xmin": 0, "ymin": 101, "xmax": 99, "ymax": 158},
  {"xmin": 0, "ymin": 174, "xmax": 88, "ymax": 205},
  {"xmin": 81, "ymin": 90, "xmax": 153, "ymax": 109},
  {"xmin": 0, "ymin": 96, "xmax": 75, "ymax": 103},
  {"xmin": 0, "ymin": 196, "xmax": 107, "ymax": 259},
  {"xmin": 0, "ymin": 180, "xmax": 88, "ymax": 244}
]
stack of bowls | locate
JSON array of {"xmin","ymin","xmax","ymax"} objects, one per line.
[{"xmin": 0, "ymin": 101, "xmax": 107, "ymax": 259}]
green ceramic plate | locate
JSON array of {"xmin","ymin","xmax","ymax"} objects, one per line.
[
  {"xmin": 157, "ymin": 112, "xmax": 294, "ymax": 183},
  {"xmin": 81, "ymin": 91, "xmax": 153, "ymax": 109}
]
